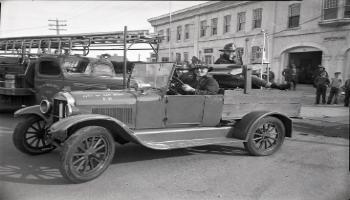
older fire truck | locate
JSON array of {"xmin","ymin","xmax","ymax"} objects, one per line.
[{"xmin": 0, "ymin": 29, "xmax": 161, "ymax": 111}]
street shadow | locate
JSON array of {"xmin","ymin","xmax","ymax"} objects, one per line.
[
  {"xmin": 0, "ymin": 150, "xmax": 68, "ymax": 185},
  {"xmin": 187, "ymin": 145, "xmax": 248, "ymax": 156},
  {"xmin": 111, "ymin": 143, "xmax": 248, "ymax": 164}
]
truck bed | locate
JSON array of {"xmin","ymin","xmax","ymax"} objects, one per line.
[{"xmin": 222, "ymin": 89, "xmax": 302, "ymax": 119}]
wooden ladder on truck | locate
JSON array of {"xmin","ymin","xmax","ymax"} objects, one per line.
[{"xmin": 0, "ymin": 29, "xmax": 162, "ymax": 58}]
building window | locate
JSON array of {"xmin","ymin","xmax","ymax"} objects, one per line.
[
  {"xmin": 200, "ymin": 20, "xmax": 207, "ymax": 37},
  {"xmin": 252, "ymin": 8, "xmax": 262, "ymax": 29},
  {"xmin": 166, "ymin": 28, "xmax": 170, "ymax": 42},
  {"xmin": 223, "ymin": 15, "xmax": 231, "ymax": 33},
  {"xmin": 345, "ymin": 0, "xmax": 350, "ymax": 18},
  {"xmin": 184, "ymin": 52, "xmax": 189, "ymax": 62},
  {"xmin": 158, "ymin": 30, "xmax": 164, "ymax": 43},
  {"xmin": 184, "ymin": 24, "xmax": 190, "ymax": 40},
  {"xmin": 323, "ymin": 0, "xmax": 338, "ymax": 20},
  {"xmin": 288, "ymin": 3, "xmax": 300, "ymax": 28},
  {"xmin": 176, "ymin": 53, "xmax": 181, "ymax": 62},
  {"xmin": 205, "ymin": 55, "xmax": 212, "ymax": 64},
  {"xmin": 176, "ymin": 26, "xmax": 182, "ymax": 41},
  {"xmin": 161, "ymin": 57, "xmax": 169, "ymax": 62},
  {"xmin": 237, "ymin": 12, "xmax": 246, "ymax": 31},
  {"xmin": 211, "ymin": 18, "xmax": 218, "ymax": 35},
  {"xmin": 251, "ymin": 46, "xmax": 262, "ymax": 64}
]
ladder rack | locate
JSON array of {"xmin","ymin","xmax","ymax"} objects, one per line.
[{"xmin": 0, "ymin": 29, "xmax": 161, "ymax": 57}]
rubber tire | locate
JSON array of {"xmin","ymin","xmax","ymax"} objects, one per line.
[
  {"xmin": 12, "ymin": 115, "xmax": 55, "ymax": 155},
  {"xmin": 244, "ymin": 116, "xmax": 285, "ymax": 156},
  {"xmin": 60, "ymin": 126, "xmax": 115, "ymax": 183}
]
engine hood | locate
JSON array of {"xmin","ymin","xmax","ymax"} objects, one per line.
[
  {"xmin": 70, "ymin": 90, "xmax": 137, "ymax": 106},
  {"xmin": 66, "ymin": 74, "xmax": 126, "ymax": 90}
]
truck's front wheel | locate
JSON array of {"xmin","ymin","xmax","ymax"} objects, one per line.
[
  {"xmin": 13, "ymin": 115, "xmax": 55, "ymax": 155},
  {"xmin": 60, "ymin": 126, "xmax": 115, "ymax": 183},
  {"xmin": 244, "ymin": 116, "xmax": 285, "ymax": 156}
]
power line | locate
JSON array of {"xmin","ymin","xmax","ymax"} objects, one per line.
[{"xmin": 48, "ymin": 19, "xmax": 67, "ymax": 35}]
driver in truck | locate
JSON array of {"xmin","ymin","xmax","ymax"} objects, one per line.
[{"xmin": 181, "ymin": 63, "xmax": 220, "ymax": 95}]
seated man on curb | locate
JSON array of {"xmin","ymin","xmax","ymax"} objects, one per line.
[{"xmin": 181, "ymin": 63, "xmax": 220, "ymax": 95}]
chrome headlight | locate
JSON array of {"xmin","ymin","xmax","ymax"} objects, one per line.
[{"xmin": 40, "ymin": 99, "xmax": 51, "ymax": 114}]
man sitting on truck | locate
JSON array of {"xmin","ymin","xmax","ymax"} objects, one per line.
[{"xmin": 214, "ymin": 43, "xmax": 290, "ymax": 90}]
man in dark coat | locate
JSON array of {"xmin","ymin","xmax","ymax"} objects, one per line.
[
  {"xmin": 343, "ymin": 77, "xmax": 350, "ymax": 107},
  {"xmin": 213, "ymin": 43, "xmax": 289, "ymax": 90},
  {"xmin": 282, "ymin": 64, "xmax": 298, "ymax": 90},
  {"xmin": 214, "ymin": 43, "xmax": 242, "ymax": 65},
  {"xmin": 314, "ymin": 71, "xmax": 330, "ymax": 104},
  {"xmin": 181, "ymin": 64, "xmax": 219, "ymax": 95}
]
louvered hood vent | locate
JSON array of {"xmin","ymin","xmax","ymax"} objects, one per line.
[{"xmin": 92, "ymin": 105, "xmax": 134, "ymax": 125}]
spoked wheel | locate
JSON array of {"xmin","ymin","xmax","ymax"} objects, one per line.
[
  {"xmin": 13, "ymin": 115, "xmax": 55, "ymax": 155},
  {"xmin": 244, "ymin": 116, "xmax": 285, "ymax": 156},
  {"xmin": 60, "ymin": 126, "xmax": 115, "ymax": 183}
]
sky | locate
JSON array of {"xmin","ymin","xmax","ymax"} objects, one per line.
[{"xmin": 0, "ymin": 1, "xmax": 207, "ymax": 60}]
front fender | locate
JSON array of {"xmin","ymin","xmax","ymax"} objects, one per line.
[
  {"xmin": 49, "ymin": 114, "xmax": 138, "ymax": 144},
  {"xmin": 232, "ymin": 111, "xmax": 292, "ymax": 140},
  {"xmin": 14, "ymin": 105, "xmax": 49, "ymax": 122}
]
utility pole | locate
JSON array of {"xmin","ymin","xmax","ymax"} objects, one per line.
[{"xmin": 48, "ymin": 19, "xmax": 67, "ymax": 35}]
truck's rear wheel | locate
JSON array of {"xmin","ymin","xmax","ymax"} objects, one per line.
[
  {"xmin": 60, "ymin": 126, "xmax": 115, "ymax": 183},
  {"xmin": 13, "ymin": 115, "xmax": 55, "ymax": 155},
  {"xmin": 244, "ymin": 116, "xmax": 285, "ymax": 156}
]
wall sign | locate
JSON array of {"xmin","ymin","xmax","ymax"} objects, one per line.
[
  {"xmin": 204, "ymin": 48, "xmax": 213, "ymax": 53},
  {"xmin": 324, "ymin": 36, "xmax": 346, "ymax": 41}
]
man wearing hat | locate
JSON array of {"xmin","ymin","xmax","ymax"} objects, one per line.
[
  {"xmin": 327, "ymin": 72, "xmax": 342, "ymax": 104},
  {"xmin": 181, "ymin": 63, "xmax": 219, "ymax": 95},
  {"xmin": 213, "ymin": 43, "xmax": 289, "ymax": 90},
  {"xmin": 214, "ymin": 43, "xmax": 242, "ymax": 64}
]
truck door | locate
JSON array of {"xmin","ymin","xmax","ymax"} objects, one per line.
[
  {"xmin": 165, "ymin": 95, "xmax": 205, "ymax": 128},
  {"xmin": 34, "ymin": 57, "xmax": 63, "ymax": 102}
]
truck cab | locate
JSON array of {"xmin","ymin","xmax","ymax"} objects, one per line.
[{"xmin": 0, "ymin": 55, "xmax": 126, "ymax": 111}]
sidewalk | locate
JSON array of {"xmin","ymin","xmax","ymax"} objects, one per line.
[{"xmin": 292, "ymin": 84, "xmax": 349, "ymax": 139}]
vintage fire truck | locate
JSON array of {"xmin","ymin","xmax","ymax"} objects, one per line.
[
  {"xmin": 0, "ymin": 29, "xmax": 161, "ymax": 111},
  {"xmin": 12, "ymin": 62, "xmax": 301, "ymax": 183}
]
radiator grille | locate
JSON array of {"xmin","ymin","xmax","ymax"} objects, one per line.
[
  {"xmin": 53, "ymin": 99, "xmax": 67, "ymax": 122},
  {"xmin": 92, "ymin": 106, "xmax": 133, "ymax": 124}
]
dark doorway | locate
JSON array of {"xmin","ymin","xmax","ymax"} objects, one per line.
[{"xmin": 289, "ymin": 51, "xmax": 322, "ymax": 84}]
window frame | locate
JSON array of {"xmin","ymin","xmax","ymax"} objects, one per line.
[
  {"xmin": 166, "ymin": 28, "xmax": 170, "ymax": 42},
  {"xmin": 288, "ymin": 3, "xmax": 301, "ymax": 28},
  {"xmin": 38, "ymin": 60, "xmax": 62, "ymax": 76},
  {"xmin": 223, "ymin": 15, "xmax": 231, "ymax": 33},
  {"xmin": 176, "ymin": 25, "xmax": 182, "ymax": 41},
  {"xmin": 211, "ymin": 18, "xmax": 218, "ymax": 36},
  {"xmin": 184, "ymin": 24, "xmax": 190, "ymax": 40},
  {"xmin": 200, "ymin": 20, "xmax": 207, "ymax": 37},
  {"xmin": 344, "ymin": 0, "xmax": 350, "ymax": 18},
  {"xmin": 323, "ymin": 0, "xmax": 338, "ymax": 20},
  {"xmin": 252, "ymin": 8, "xmax": 262, "ymax": 29},
  {"xmin": 175, "ymin": 53, "xmax": 181, "ymax": 63},
  {"xmin": 183, "ymin": 52, "xmax": 189, "ymax": 62},
  {"xmin": 237, "ymin": 12, "xmax": 246, "ymax": 31}
]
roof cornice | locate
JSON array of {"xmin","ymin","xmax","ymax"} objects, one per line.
[{"xmin": 148, "ymin": 1, "xmax": 252, "ymax": 26}]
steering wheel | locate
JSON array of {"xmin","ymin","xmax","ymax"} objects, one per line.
[{"xmin": 168, "ymin": 76, "xmax": 185, "ymax": 95}]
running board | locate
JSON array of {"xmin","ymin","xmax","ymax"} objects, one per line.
[{"xmin": 132, "ymin": 126, "xmax": 244, "ymax": 150}]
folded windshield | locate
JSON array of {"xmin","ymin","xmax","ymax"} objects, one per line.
[{"xmin": 131, "ymin": 63, "xmax": 174, "ymax": 90}]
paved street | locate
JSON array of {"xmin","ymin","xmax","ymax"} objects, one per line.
[{"xmin": 0, "ymin": 97, "xmax": 349, "ymax": 200}]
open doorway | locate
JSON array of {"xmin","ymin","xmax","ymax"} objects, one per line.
[{"xmin": 289, "ymin": 51, "xmax": 322, "ymax": 84}]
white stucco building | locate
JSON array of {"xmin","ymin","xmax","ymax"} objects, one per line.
[{"xmin": 148, "ymin": 0, "xmax": 350, "ymax": 83}]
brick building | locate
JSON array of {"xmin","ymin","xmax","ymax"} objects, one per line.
[{"xmin": 148, "ymin": 0, "xmax": 350, "ymax": 83}]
